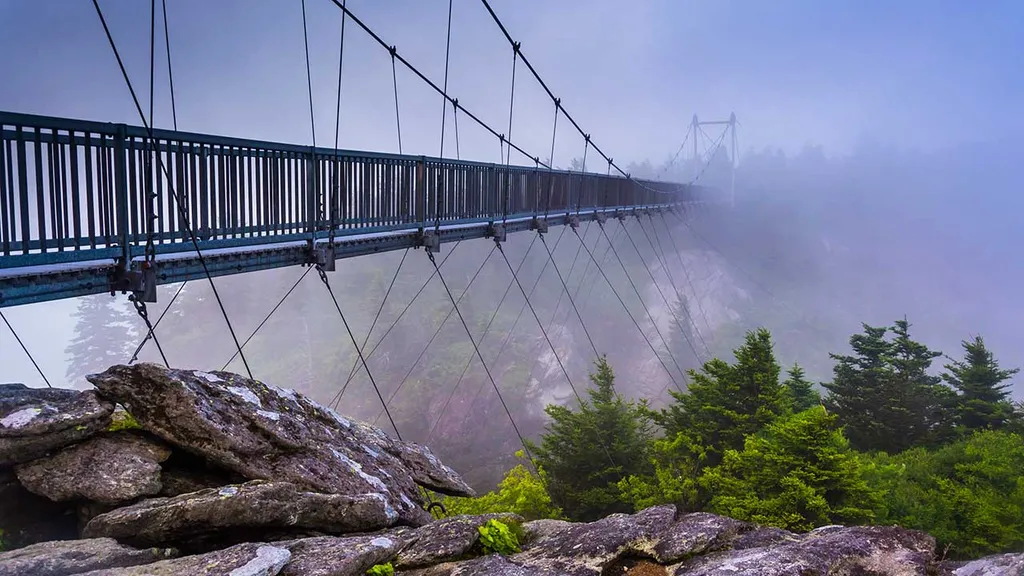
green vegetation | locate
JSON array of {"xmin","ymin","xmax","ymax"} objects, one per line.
[
  {"xmin": 365, "ymin": 563, "xmax": 394, "ymax": 576},
  {"xmin": 477, "ymin": 519, "xmax": 521, "ymax": 556},
  {"xmin": 0, "ymin": 528, "xmax": 6, "ymax": 552},
  {"xmin": 107, "ymin": 409, "xmax": 142, "ymax": 432},
  {"xmin": 460, "ymin": 320, "xmax": 1023, "ymax": 560}
]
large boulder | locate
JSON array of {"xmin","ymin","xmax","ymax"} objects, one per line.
[
  {"xmin": 15, "ymin": 431, "xmax": 171, "ymax": 505},
  {"xmin": 0, "ymin": 538, "xmax": 176, "ymax": 576},
  {"xmin": 672, "ymin": 524, "xmax": 937, "ymax": 575},
  {"xmin": 278, "ymin": 534, "xmax": 408, "ymax": 576},
  {"xmin": 949, "ymin": 552, "xmax": 1024, "ymax": 576},
  {"xmin": 75, "ymin": 542, "xmax": 291, "ymax": 576},
  {"xmin": 396, "ymin": 513, "xmax": 524, "ymax": 569},
  {"xmin": 86, "ymin": 364, "xmax": 473, "ymax": 526},
  {"xmin": 82, "ymin": 480, "xmax": 404, "ymax": 551},
  {"xmin": 0, "ymin": 384, "xmax": 114, "ymax": 466}
]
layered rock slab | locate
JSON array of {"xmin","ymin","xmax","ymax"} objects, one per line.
[
  {"xmin": 86, "ymin": 363, "xmax": 472, "ymax": 527},
  {"xmin": 278, "ymin": 534, "xmax": 407, "ymax": 576},
  {"xmin": 75, "ymin": 542, "xmax": 291, "ymax": 576},
  {"xmin": 396, "ymin": 513, "xmax": 524, "ymax": 569},
  {"xmin": 82, "ymin": 480, "xmax": 402, "ymax": 551},
  {"xmin": 0, "ymin": 384, "xmax": 113, "ymax": 466},
  {"xmin": 15, "ymin": 431, "xmax": 171, "ymax": 505},
  {"xmin": 0, "ymin": 538, "xmax": 176, "ymax": 576}
]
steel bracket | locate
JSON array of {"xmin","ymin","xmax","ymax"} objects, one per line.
[
  {"xmin": 530, "ymin": 217, "xmax": 549, "ymax": 234},
  {"xmin": 566, "ymin": 214, "xmax": 581, "ymax": 229},
  {"xmin": 487, "ymin": 222, "xmax": 507, "ymax": 243},
  {"xmin": 420, "ymin": 230, "xmax": 441, "ymax": 253}
]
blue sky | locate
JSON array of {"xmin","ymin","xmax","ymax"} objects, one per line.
[{"xmin": 1, "ymin": 0, "xmax": 1021, "ymax": 387}]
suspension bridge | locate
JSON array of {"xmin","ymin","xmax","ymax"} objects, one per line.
[{"xmin": 1, "ymin": 0, "xmax": 741, "ymax": 472}]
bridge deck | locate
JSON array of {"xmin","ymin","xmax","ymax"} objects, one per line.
[{"xmin": 0, "ymin": 111, "xmax": 707, "ymax": 307}]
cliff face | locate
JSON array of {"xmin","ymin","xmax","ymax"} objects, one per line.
[{"xmin": 1, "ymin": 364, "xmax": 1021, "ymax": 576}]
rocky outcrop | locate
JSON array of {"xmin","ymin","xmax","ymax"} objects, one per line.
[
  {"xmin": 0, "ymin": 538, "xmax": 176, "ymax": 576},
  {"xmin": 1, "ymin": 364, "xmax": 1021, "ymax": 576},
  {"xmin": 82, "ymin": 480, "xmax": 404, "ymax": 551},
  {"xmin": 0, "ymin": 384, "xmax": 113, "ymax": 466},
  {"xmin": 15, "ymin": 431, "xmax": 171, "ymax": 505},
  {"xmin": 86, "ymin": 363, "xmax": 472, "ymax": 526}
]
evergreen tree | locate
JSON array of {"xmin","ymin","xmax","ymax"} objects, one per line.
[
  {"xmin": 942, "ymin": 335, "xmax": 1020, "ymax": 432},
  {"xmin": 65, "ymin": 294, "xmax": 140, "ymax": 386},
  {"xmin": 823, "ymin": 319, "xmax": 955, "ymax": 453},
  {"xmin": 659, "ymin": 328, "xmax": 787, "ymax": 464},
  {"xmin": 531, "ymin": 356, "xmax": 655, "ymax": 521},
  {"xmin": 700, "ymin": 406, "xmax": 879, "ymax": 532},
  {"xmin": 783, "ymin": 363, "xmax": 820, "ymax": 412}
]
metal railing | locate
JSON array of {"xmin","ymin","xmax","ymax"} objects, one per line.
[{"xmin": 0, "ymin": 111, "xmax": 701, "ymax": 270}]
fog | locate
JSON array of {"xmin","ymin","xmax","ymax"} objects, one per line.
[{"xmin": 1, "ymin": 1, "xmax": 1021, "ymax": 488}]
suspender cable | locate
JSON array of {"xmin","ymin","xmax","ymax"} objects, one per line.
[
  {"xmin": 390, "ymin": 49, "xmax": 403, "ymax": 155},
  {"xmin": 127, "ymin": 0, "xmax": 182, "ymax": 365},
  {"xmin": 426, "ymin": 250, "xmax": 540, "ymax": 473},
  {"xmin": 372, "ymin": 244, "xmax": 496, "ymax": 426},
  {"xmin": 301, "ymin": 0, "xmax": 317, "ymax": 149},
  {"xmin": 2, "ymin": 311, "xmax": 51, "ymax": 388},
  {"xmin": 331, "ymin": 241, "xmax": 462, "ymax": 409},
  {"xmin": 424, "ymin": 233, "xmax": 539, "ymax": 445},
  {"xmin": 435, "ymin": 0, "xmax": 453, "ymax": 234},
  {"xmin": 325, "ymin": 0, "xmax": 546, "ymax": 167},
  {"xmin": 544, "ymin": 100, "xmax": 559, "ymax": 218},
  {"xmin": 573, "ymin": 222, "xmax": 684, "ymax": 392},
  {"xmin": 452, "ymin": 99, "xmax": 461, "ymax": 160},
  {"xmin": 221, "ymin": 266, "xmax": 314, "ymax": 371},
  {"xmin": 91, "ymin": 0, "xmax": 253, "ymax": 379}
]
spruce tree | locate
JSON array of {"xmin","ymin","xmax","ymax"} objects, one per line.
[
  {"xmin": 783, "ymin": 363, "xmax": 820, "ymax": 413},
  {"xmin": 700, "ymin": 406, "xmax": 878, "ymax": 531},
  {"xmin": 823, "ymin": 319, "xmax": 956, "ymax": 453},
  {"xmin": 660, "ymin": 327, "xmax": 787, "ymax": 464},
  {"xmin": 531, "ymin": 356, "xmax": 655, "ymax": 521},
  {"xmin": 943, "ymin": 336, "xmax": 1019, "ymax": 432}
]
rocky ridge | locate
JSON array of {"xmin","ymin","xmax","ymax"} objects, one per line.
[{"xmin": 0, "ymin": 362, "xmax": 1020, "ymax": 575}]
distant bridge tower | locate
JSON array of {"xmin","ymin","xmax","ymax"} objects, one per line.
[{"xmin": 689, "ymin": 113, "xmax": 738, "ymax": 208}]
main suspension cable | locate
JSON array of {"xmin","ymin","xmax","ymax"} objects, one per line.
[
  {"xmin": 325, "ymin": 0, "xmax": 546, "ymax": 167},
  {"xmin": 1, "ymin": 310, "xmax": 52, "ymax": 388},
  {"xmin": 91, "ymin": 0, "xmax": 253, "ymax": 378}
]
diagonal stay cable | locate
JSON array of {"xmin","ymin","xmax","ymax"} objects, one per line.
[
  {"xmin": 656, "ymin": 211, "xmax": 715, "ymax": 349},
  {"xmin": 1, "ymin": 310, "xmax": 51, "ymax": 388},
  {"xmin": 330, "ymin": 241, "xmax": 461, "ymax": 409},
  {"xmin": 645, "ymin": 212, "xmax": 711, "ymax": 357},
  {"xmin": 91, "ymin": 0, "xmax": 252, "ymax": 379},
  {"xmin": 497, "ymin": 238, "xmax": 622, "ymax": 472},
  {"xmin": 451, "ymin": 224, "xmax": 571, "ymax": 432},
  {"xmin": 371, "ymin": 244, "xmax": 496, "ymax": 426},
  {"xmin": 221, "ymin": 266, "xmax": 314, "ymax": 371},
  {"xmin": 602, "ymin": 220, "xmax": 690, "ymax": 384},
  {"xmin": 574, "ymin": 222, "xmax": 684, "ymax": 392},
  {"xmin": 426, "ymin": 250, "xmax": 540, "ymax": 473},
  {"xmin": 538, "ymin": 230, "xmax": 598, "ymax": 358},
  {"xmin": 424, "ymin": 233, "xmax": 538, "ymax": 444},
  {"xmin": 621, "ymin": 216, "xmax": 705, "ymax": 368}
]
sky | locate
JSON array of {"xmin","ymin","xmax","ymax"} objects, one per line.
[{"xmin": 1, "ymin": 0, "xmax": 1022, "ymax": 388}]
